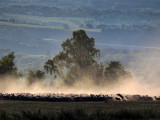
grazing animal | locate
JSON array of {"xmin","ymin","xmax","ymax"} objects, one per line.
[
  {"xmin": 155, "ymin": 96, "xmax": 160, "ymax": 101},
  {"xmin": 115, "ymin": 97, "xmax": 121, "ymax": 101},
  {"xmin": 117, "ymin": 93, "xmax": 124, "ymax": 100}
]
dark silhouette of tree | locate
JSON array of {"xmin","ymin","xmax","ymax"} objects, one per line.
[
  {"xmin": 103, "ymin": 61, "xmax": 131, "ymax": 81},
  {"xmin": 44, "ymin": 30, "xmax": 100, "ymax": 85},
  {"xmin": 44, "ymin": 30, "xmax": 132, "ymax": 85},
  {"xmin": 44, "ymin": 59, "xmax": 57, "ymax": 75},
  {"xmin": 27, "ymin": 70, "xmax": 45, "ymax": 85},
  {"xmin": 0, "ymin": 52, "xmax": 22, "ymax": 77}
]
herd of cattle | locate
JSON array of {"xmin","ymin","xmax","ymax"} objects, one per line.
[{"xmin": 0, "ymin": 93, "xmax": 160, "ymax": 102}]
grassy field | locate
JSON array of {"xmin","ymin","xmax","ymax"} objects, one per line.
[
  {"xmin": 0, "ymin": 100, "xmax": 160, "ymax": 115},
  {"xmin": 0, "ymin": 100, "xmax": 160, "ymax": 119}
]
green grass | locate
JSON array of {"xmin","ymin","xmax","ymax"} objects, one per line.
[
  {"xmin": 0, "ymin": 100, "xmax": 160, "ymax": 115},
  {"xmin": 0, "ymin": 100, "xmax": 160, "ymax": 119},
  {"xmin": 0, "ymin": 108, "xmax": 160, "ymax": 120}
]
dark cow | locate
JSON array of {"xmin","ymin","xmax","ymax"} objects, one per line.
[
  {"xmin": 115, "ymin": 97, "xmax": 121, "ymax": 101},
  {"xmin": 117, "ymin": 93, "xmax": 124, "ymax": 100}
]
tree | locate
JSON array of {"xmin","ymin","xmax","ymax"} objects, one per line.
[
  {"xmin": 103, "ymin": 61, "xmax": 131, "ymax": 81},
  {"xmin": 0, "ymin": 52, "xmax": 21, "ymax": 77},
  {"xmin": 44, "ymin": 59, "xmax": 57, "ymax": 77},
  {"xmin": 27, "ymin": 69, "xmax": 45, "ymax": 85},
  {"xmin": 44, "ymin": 30, "xmax": 100, "ymax": 85},
  {"xmin": 44, "ymin": 30, "xmax": 132, "ymax": 86}
]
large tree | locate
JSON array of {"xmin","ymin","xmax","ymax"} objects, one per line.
[
  {"xmin": 44, "ymin": 30, "xmax": 132, "ymax": 86},
  {"xmin": 44, "ymin": 30, "xmax": 100, "ymax": 85},
  {"xmin": 103, "ymin": 61, "xmax": 131, "ymax": 81},
  {"xmin": 0, "ymin": 52, "xmax": 19, "ymax": 76}
]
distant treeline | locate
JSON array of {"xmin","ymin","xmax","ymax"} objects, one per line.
[
  {"xmin": 0, "ymin": 18, "xmax": 156, "ymax": 31},
  {"xmin": 0, "ymin": 30, "xmax": 132, "ymax": 87},
  {"xmin": 1, "ymin": 5, "xmax": 160, "ymax": 24},
  {"xmin": 1, "ymin": 0, "xmax": 160, "ymax": 10},
  {"xmin": 0, "ymin": 18, "xmax": 41, "ymax": 25}
]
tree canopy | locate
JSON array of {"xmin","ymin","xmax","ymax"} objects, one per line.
[
  {"xmin": 0, "ymin": 52, "xmax": 21, "ymax": 77},
  {"xmin": 26, "ymin": 69, "xmax": 45, "ymax": 85},
  {"xmin": 44, "ymin": 30, "xmax": 100, "ymax": 85},
  {"xmin": 44, "ymin": 30, "xmax": 131, "ymax": 86},
  {"xmin": 103, "ymin": 61, "xmax": 131, "ymax": 81}
]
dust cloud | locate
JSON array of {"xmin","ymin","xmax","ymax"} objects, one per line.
[
  {"xmin": 0, "ymin": 49, "xmax": 160, "ymax": 96},
  {"xmin": 51, "ymin": 77, "xmax": 160, "ymax": 96},
  {"xmin": 0, "ymin": 75, "xmax": 159, "ymax": 96},
  {"xmin": 0, "ymin": 76, "xmax": 52, "ymax": 94},
  {"xmin": 128, "ymin": 49, "xmax": 160, "ymax": 96}
]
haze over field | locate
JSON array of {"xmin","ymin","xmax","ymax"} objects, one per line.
[{"xmin": 0, "ymin": 0, "xmax": 160, "ymax": 96}]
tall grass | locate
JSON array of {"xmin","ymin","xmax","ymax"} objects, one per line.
[{"xmin": 0, "ymin": 109, "xmax": 160, "ymax": 120}]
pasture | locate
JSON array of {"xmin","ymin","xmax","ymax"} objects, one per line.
[
  {"xmin": 0, "ymin": 100, "xmax": 160, "ymax": 119},
  {"xmin": 0, "ymin": 100, "xmax": 160, "ymax": 115}
]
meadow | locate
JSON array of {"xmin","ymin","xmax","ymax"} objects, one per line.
[{"xmin": 0, "ymin": 100, "xmax": 160, "ymax": 119}]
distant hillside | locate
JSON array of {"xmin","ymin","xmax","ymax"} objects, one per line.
[
  {"xmin": 1, "ymin": 24, "xmax": 160, "ymax": 55},
  {"xmin": 1, "ymin": 5, "xmax": 160, "ymax": 25},
  {"xmin": 1, "ymin": 0, "xmax": 160, "ymax": 69},
  {"xmin": 1, "ymin": 0, "xmax": 160, "ymax": 10},
  {"xmin": 15, "ymin": 53, "xmax": 49, "ymax": 74}
]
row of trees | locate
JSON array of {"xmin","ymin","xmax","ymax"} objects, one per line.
[
  {"xmin": 0, "ymin": 18, "xmax": 41, "ymax": 26},
  {"xmin": 0, "ymin": 30, "xmax": 131, "ymax": 86},
  {"xmin": 0, "ymin": 52, "xmax": 45, "ymax": 85},
  {"xmin": 1, "ymin": 5, "xmax": 159, "ymax": 22}
]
